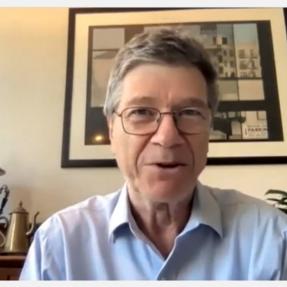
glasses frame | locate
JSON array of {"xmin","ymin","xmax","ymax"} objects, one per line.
[{"xmin": 113, "ymin": 106, "xmax": 211, "ymax": 136}]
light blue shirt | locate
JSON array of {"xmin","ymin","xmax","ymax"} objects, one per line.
[{"xmin": 20, "ymin": 182, "xmax": 287, "ymax": 280}]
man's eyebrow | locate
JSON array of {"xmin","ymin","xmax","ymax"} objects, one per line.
[
  {"xmin": 124, "ymin": 96, "xmax": 157, "ymax": 106},
  {"xmin": 123, "ymin": 96, "xmax": 208, "ymax": 108},
  {"xmin": 174, "ymin": 98, "xmax": 209, "ymax": 109}
]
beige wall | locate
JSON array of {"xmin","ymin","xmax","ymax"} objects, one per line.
[{"xmin": 0, "ymin": 8, "xmax": 286, "ymax": 222}]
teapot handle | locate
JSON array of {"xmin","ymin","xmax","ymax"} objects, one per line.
[
  {"xmin": 26, "ymin": 211, "xmax": 40, "ymax": 237},
  {"xmin": 0, "ymin": 215, "xmax": 8, "ymax": 248}
]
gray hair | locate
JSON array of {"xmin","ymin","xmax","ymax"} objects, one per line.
[{"xmin": 103, "ymin": 27, "xmax": 219, "ymax": 118}]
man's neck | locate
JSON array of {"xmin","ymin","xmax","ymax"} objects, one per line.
[{"xmin": 128, "ymin": 191, "xmax": 194, "ymax": 258}]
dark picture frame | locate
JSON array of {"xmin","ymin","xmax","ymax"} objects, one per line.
[{"xmin": 62, "ymin": 8, "xmax": 287, "ymax": 167}]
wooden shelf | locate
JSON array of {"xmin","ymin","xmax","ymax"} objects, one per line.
[{"xmin": 0, "ymin": 255, "xmax": 25, "ymax": 280}]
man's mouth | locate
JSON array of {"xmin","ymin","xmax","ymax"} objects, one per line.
[{"xmin": 155, "ymin": 163, "xmax": 185, "ymax": 168}]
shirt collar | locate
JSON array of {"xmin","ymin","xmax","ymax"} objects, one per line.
[
  {"xmin": 182, "ymin": 181, "xmax": 223, "ymax": 238},
  {"xmin": 108, "ymin": 184, "xmax": 131, "ymax": 240},
  {"xmin": 108, "ymin": 181, "xmax": 223, "ymax": 240}
]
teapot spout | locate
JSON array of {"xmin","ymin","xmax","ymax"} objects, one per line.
[{"xmin": 26, "ymin": 211, "xmax": 40, "ymax": 237}]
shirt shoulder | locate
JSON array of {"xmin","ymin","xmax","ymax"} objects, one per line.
[
  {"xmin": 58, "ymin": 189, "xmax": 120, "ymax": 216},
  {"xmin": 201, "ymin": 183, "xmax": 287, "ymax": 232},
  {"xmin": 39, "ymin": 189, "xmax": 122, "ymax": 235}
]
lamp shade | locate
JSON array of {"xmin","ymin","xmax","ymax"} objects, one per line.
[{"xmin": 0, "ymin": 168, "xmax": 5, "ymax": 176}]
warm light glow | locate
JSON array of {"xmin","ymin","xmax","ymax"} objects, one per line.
[{"xmin": 92, "ymin": 134, "xmax": 105, "ymax": 143}]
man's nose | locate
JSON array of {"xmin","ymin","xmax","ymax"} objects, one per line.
[{"xmin": 150, "ymin": 114, "xmax": 185, "ymax": 147}]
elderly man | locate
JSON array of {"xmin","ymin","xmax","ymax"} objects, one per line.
[{"xmin": 20, "ymin": 28, "xmax": 287, "ymax": 280}]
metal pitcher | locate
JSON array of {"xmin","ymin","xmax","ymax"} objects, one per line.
[{"xmin": 0, "ymin": 201, "xmax": 39, "ymax": 254}]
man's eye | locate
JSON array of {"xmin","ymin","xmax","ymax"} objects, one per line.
[
  {"xmin": 126, "ymin": 108, "xmax": 156, "ymax": 119},
  {"xmin": 180, "ymin": 108, "xmax": 204, "ymax": 118}
]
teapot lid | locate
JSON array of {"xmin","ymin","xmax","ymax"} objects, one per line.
[{"xmin": 11, "ymin": 201, "xmax": 28, "ymax": 214}]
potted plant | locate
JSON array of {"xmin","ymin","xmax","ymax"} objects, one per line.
[{"xmin": 265, "ymin": 189, "xmax": 287, "ymax": 214}]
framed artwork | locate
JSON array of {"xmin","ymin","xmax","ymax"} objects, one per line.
[{"xmin": 61, "ymin": 8, "xmax": 287, "ymax": 167}]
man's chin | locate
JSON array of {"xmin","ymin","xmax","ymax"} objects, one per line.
[{"xmin": 143, "ymin": 183, "xmax": 194, "ymax": 203}]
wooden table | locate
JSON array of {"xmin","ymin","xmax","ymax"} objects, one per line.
[{"xmin": 0, "ymin": 255, "xmax": 25, "ymax": 280}]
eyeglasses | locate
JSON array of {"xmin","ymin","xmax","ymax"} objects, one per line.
[{"xmin": 113, "ymin": 106, "xmax": 210, "ymax": 135}]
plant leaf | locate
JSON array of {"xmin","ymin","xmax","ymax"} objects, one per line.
[{"xmin": 265, "ymin": 190, "xmax": 287, "ymax": 197}]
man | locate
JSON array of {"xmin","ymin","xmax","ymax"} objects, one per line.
[{"xmin": 20, "ymin": 28, "xmax": 287, "ymax": 280}]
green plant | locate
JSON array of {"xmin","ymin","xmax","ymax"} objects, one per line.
[{"xmin": 265, "ymin": 189, "xmax": 287, "ymax": 214}]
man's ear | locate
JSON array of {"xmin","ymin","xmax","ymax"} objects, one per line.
[
  {"xmin": 107, "ymin": 117, "xmax": 113, "ymax": 140},
  {"xmin": 107, "ymin": 117, "xmax": 115, "ymax": 154}
]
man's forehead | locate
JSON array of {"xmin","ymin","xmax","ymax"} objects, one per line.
[
  {"xmin": 119, "ymin": 64, "xmax": 207, "ymax": 100},
  {"xmin": 121, "ymin": 95, "xmax": 208, "ymax": 109}
]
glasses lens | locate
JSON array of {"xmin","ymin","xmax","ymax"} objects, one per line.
[
  {"xmin": 177, "ymin": 107, "xmax": 210, "ymax": 134},
  {"xmin": 122, "ymin": 107, "xmax": 159, "ymax": 135}
]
